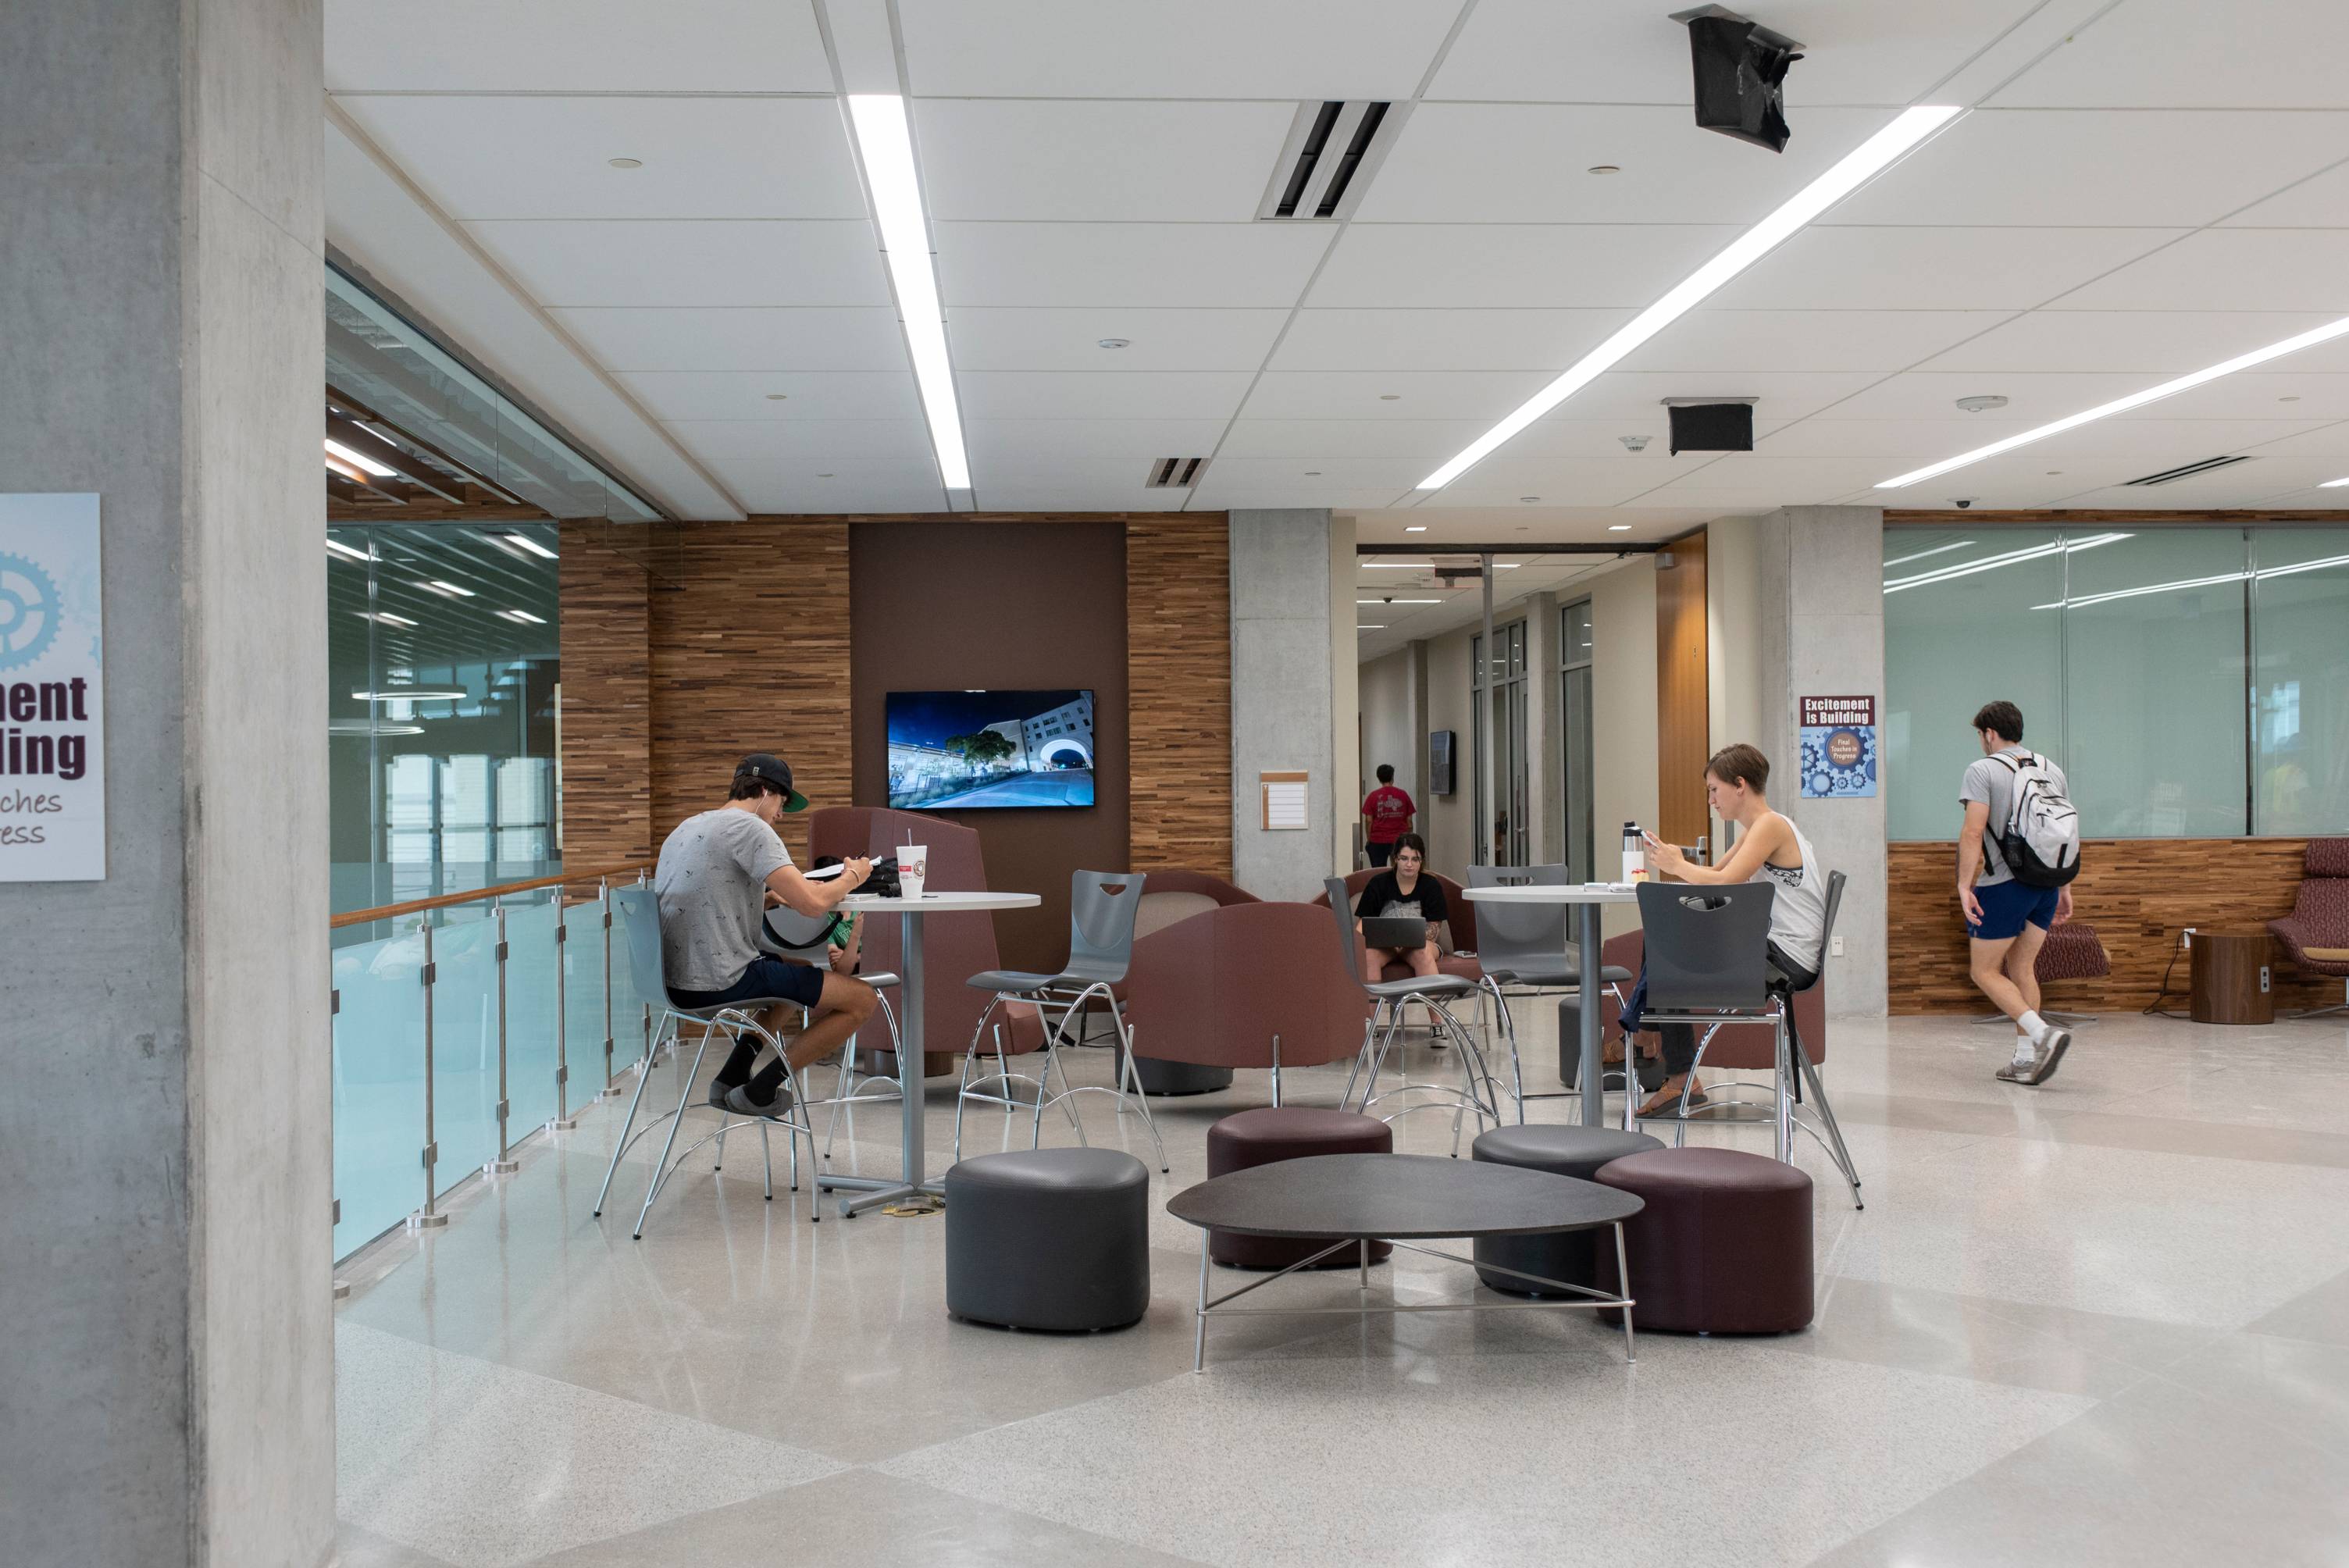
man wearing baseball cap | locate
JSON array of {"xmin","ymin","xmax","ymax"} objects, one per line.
[{"xmin": 653, "ymin": 753, "xmax": 875, "ymax": 1119}]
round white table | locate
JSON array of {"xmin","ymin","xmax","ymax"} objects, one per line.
[
  {"xmin": 1460, "ymin": 883, "xmax": 1641, "ymax": 1127},
  {"xmin": 822, "ymin": 889, "xmax": 1039, "ymax": 1217}
]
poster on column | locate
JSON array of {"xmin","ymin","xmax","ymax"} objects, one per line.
[
  {"xmin": 1798, "ymin": 694, "xmax": 1876, "ymax": 800},
  {"xmin": 0, "ymin": 494, "xmax": 105, "ymax": 879}
]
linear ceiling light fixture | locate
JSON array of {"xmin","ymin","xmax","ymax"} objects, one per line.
[
  {"xmin": 503, "ymin": 532, "xmax": 558, "ymax": 559},
  {"xmin": 847, "ymin": 94, "xmax": 970, "ymax": 490},
  {"xmin": 1414, "ymin": 104, "xmax": 1961, "ymax": 492},
  {"xmin": 1879, "ymin": 316, "xmax": 2349, "ymax": 489},
  {"xmin": 324, "ymin": 437, "xmax": 397, "ymax": 478},
  {"xmin": 1881, "ymin": 532, "xmax": 2130, "ymax": 594}
]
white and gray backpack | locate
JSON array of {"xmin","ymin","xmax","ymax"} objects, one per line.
[{"xmin": 1993, "ymin": 752, "xmax": 2081, "ymax": 888}]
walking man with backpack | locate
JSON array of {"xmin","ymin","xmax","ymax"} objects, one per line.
[{"xmin": 1958, "ymin": 700, "xmax": 2082, "ymax": 1085}]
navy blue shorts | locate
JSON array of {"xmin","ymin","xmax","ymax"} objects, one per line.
[
  {"xmin": 1967, "ymin": 878, "xmax": 2061, "ymax": 942},
  {"xmin": 672, "ymin": 956, "xmax": 827, "ymax": 1012}
]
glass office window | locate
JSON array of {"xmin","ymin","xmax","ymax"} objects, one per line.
[
  {"xmin": 1471, "ymin": 622, "xmax": 1529, "ymax": 865},
  {"xmin": 2251, "ymin": 527, "xmax": 2349, "ymax": 836},
  {"xmin": 2060, "ymin": 529, "xmax": 2248, "ymax": 836},
  {"xmin": 1559, "ymin": 600, "xmax": 1595, "ymax": 881},
  {"xmin": 1882, "ymin": 529, "xmax": 2066, "ymax": 840}
]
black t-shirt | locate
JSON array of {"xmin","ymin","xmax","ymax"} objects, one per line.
[{"xmin": 1354, "ymin": 871, "xmax": 1447, "ymax": 924}]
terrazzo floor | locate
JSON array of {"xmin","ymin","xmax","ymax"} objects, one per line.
[{"xmin": 333, "ymin": 1005, "xmax": 2349, "ymax": 1567}]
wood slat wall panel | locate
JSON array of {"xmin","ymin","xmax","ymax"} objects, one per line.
[
  {"xmin": 647, "ymin": 522, "xmax": 852, "ymax": 864},
  {"xmin": 557, "ymin": 521, "xmax": 653, "ymax": 867},
  {"xmin": 1655, "ymin": 529, "xmax": 1709, "ymax": 847},
  {"xmin": 1126, "ymin": 515, "xmax": 1233, "ymax": 879},
  {"xmin": 1888, "ymin": 838, "xmax": 2337, "ymax": 1014}
]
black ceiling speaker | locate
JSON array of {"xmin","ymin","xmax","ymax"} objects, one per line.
[
  {"xmin": 1666, "ymin": 401, "xmax": 1755, "ymax": 454},
  {"xmin": 1681, "ymin": 9, "xmax": 1802, "ymax": 153}
]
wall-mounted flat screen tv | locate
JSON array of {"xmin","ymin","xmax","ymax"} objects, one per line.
[{"xmin": 886, "ymin": 689, "xmax": 1096, "ymax": 810}]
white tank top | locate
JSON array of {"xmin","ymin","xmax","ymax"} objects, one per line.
[{"xmin": 1751, "ymin": 814, "xmax": 1827, "ymax": 975}]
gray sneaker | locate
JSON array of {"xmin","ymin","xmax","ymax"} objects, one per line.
[
  {"xmin": 2026, "ymin": 1028, "xmax": 2072, "ymax": 1085},
  {"xmin": 1994, "ymin": 1056, "xmax": 2036, "ymax": 1084},
  {"xmin": 722, "ymin": 1083, "xmax": 796, "ymax": 1121},
  {"xmin": 708, "ymin": 1078, "xmax": 738, "ymax": 1112}
]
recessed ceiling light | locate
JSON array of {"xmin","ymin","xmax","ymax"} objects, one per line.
[
  {"xmin": 847, "ymin": 94, "xmax": 970, "ymax": 490},
  {"xmin": 502, "ymin": 533, "xmax": 557, "ymax": 560},
  {"xmin": 2280, "ymin": 394, "xmax": 2302, "ymax": 402},
  {"xmin": 1519, "ymin": 496, "xmax": 1540, "ymax": 502},
  {"xmin": 1357, "ymin": 625, "xmax": 1386, "ymax": 631},
  {"xmin": 1097, "ymin": 338, "xmax": 1131, "ymax": 349},
  {"xmin": 1607, "ymin": 524, "xmax": 1633, "ymax": 532},
  {"xmin": 1417, "ymin": 105, "xmax": 1961, "ymax": 492},
  {"xmin": 1403, "ymin": 524, "xmax": 1428, "ymax": 532},
  {"xmin": 420, "ymin": 579, "xmax": 475, "ymax": 597},
  {"xmin": 765, "ymin": 393, "xmax": 790, "ymax": 401},
  {"xmin": 1587, "ymin": 164, "xmax": 1621, "ymax": 175},
  {"xmin": 1880, "ymin": 314, "xmax": 2349, "ymax": 489},
  {"xmin": 608, "ymin": 158, "xmax": 643, "ymax": 169},
  {"xmin": 1379, "ymin": 394, "xmax": 1401, "ymax": 401},
  {"xmin": 2319, "ymin": 476, "xmax": 2349, "ymax": 488}
]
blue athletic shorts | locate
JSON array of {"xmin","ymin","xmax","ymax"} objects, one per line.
[
  {"xmin": 1966, "ymin": 878, "xmax": 2060, "ymax": 942},
  {"xmin": 672, "ymin": 955, "xmax": 827, "ymax": 1011}
]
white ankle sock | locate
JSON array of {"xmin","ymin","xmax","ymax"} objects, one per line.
[
  {"xmin": 2011, "ymin": 1032, "xmax": 2037, "ymax": 1067},
  {"xmin": 2017, "ymin": 1010, "xmax": 2048, "ymax": 1045}
]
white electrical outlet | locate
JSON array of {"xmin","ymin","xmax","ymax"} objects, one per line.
[{"xmin": 1830, "ymin": 936, "xmax": 1845, "ymax": 958}]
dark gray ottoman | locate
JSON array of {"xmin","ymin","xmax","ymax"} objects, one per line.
[
  {"xmin": 1470, "ymin": 1124, "xmax": 1663, "ymax": 1296},
  {"xmin": 944, "ymin": 1148, "xmax": 1151, "ymax": 1331}
]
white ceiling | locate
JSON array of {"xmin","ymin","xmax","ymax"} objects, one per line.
[{"xmin": 323, "ymin": 0, "xmax": 2349, "ymax": 526}]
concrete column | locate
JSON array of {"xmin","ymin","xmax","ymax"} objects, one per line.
[
  {"xmin": 1328, "ymin": 512, "xmax": 1359, "ymax": 875},
  {"xmin": 1527, "ymin": 590, "xmax": 1559, "ymax": 864},
  {"xmin": 1230, "ymin": 508, "xmax": 1337, "ymax": 900},
  {"xmin": 0, "ymin": 4, "xmax": 333, "ymax": 1566},
  {"xmin": 1750, "ymin": 506, "xmax": 1887, "ymax": 1015}
]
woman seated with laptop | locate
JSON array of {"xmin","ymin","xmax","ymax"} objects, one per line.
[{"xmin": 1353, "ymin": 832, "xmax": 1449, "ymax": 982}]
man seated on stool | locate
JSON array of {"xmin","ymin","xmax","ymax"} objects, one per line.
[{"xmin": 654, "ymin": 753, "xmax": 875, "ymax": 1121}]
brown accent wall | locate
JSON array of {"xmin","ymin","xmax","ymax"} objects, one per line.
[
  {"xmin": 1655, "ymin": 529, "xmax": 1709, "ymax": 847},
  {"xmin": 1887, "ymin": 838, "xmax": 2334, "ymax": 1013},
  {"xmin": 557, "ymin": 520, "xmax": 653, "ymax": 866},
  {"xmin": 1126, "ymin": 515, "xmax": 1233, "ymax": 879},
  {"xmin": 850, "ymin": 521, "xmax": 1130, "ymax": 971},
  {"xmin": 647, "ymin": 522, "xmax": 853, "ymax": 865}
]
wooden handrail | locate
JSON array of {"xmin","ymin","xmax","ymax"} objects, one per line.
[{"xmin": 330, "ymin": 859, "xmax": 657, "ymax": 929}]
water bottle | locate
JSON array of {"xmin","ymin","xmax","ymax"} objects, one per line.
[{"xmin": 1621, "ymin": 821, "xmax": 1645, "ymax": 885}]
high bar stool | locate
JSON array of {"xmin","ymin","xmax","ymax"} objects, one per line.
[{"xmin": 1326, "ymin": 877, "xmax": 1501, "ymax": 1152}]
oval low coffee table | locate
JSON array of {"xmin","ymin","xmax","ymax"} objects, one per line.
[{"xmin": 1167, "ymin": 1152, "xmax": 1644, "ymax": 1370}]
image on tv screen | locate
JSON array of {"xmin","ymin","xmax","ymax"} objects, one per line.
[{"xmin": 886, "ymin": 689, "xmax": 1096, "ymax": 811}]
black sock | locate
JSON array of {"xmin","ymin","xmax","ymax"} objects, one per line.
[
  {"xmin": 715, "ymin": 1039, "xmax": 761, "ymax": 1088},
  {"xmin": 746, "ymin": 1059, "xmax": 790, "ymax": 1103}
]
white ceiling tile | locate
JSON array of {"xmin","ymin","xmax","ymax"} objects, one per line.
[
  {"xmin": 326, "ymin": 0, "xmax": 835, "ymax": 92},
  {"xmin": 965, "ymin": 419, "xmax": 1232, "ymax": 461},
  {"xmin": 1818, "ymin": 371, "xmax": 2153, "ymax": 423},
  {"xmin": 1716, "ymin": 226, "xmax": 2185, "ymax": 310},
  {"xmin": 972, "ymin": 486, "xmax": 1193, "ymax": 512},
  {"xmin": 1990, "ymin": 0, "xmax": 2349, "ymax": 109},
  {"xmin": 1441, "ymin": 454, "xmax": 1722, "ymax": 494},
  {"xmin": 1271, "ymin": 310, "xmax": 1632, "ymax": 372},
  {"xmin": 1621, "ymin": 310, "xmax": 2014, "ymax": 374},
  {"xmin": 1356, "ymin": 105, "xmax": 1898, "ymax": 225},
  {"xmin": 1187, "ymin": 485, "xmax": 1417, "ymax": 511},
  {"xmin": 1196, "ymin": 457, "xmax": 1436, "ymax": 490},
  {"xmin": 465, "ymin": 220, "xmax": 890, "ymax": 307},
  {"xmin": 2049, "ymin": 230, "xmax": 2349, "ymax": 312},
  {"xmin": 616, "ymin": 371, "xmax": 921, "ymax": 422},
  {"xmin": 957, "ymin": 371, "xmax": 1255, "ymax": 421},
  {"xmin": 1531, "ymin": 371, "xmax": 1882, "ymax": 422},
  {"xmin": 335, "ymin": 97, "xmax": 865, "ymax": 221},
  {"xmin": 969, "ymin": 457, "xmax": 1180, "ymax": 489},
  {"xmin": 1829, "ymin": 109, "xmax": 2349, "ymax": 228},
  {"xmin": 2205, "ymin": 421, "xmax": 2349, "ymax": 460},
  {"xmin": 738, "ymin": 474, "xmax": 952, "ymax": 514},
  {"xmin": 1759, "ymin": 416, "xmax": 2336, "ymax": 461},
  {"xmin": 552, "ymin": 308, "xmax": 909, "ymax": 372},
  {"xmin": 2137, "ymin": 374, "xmax": 2349, "ymax": 421},
  {"xmin": 935, "ymin": 223, "xmax": 1333, "ymax": 308},
  {"xmin": 913, "ymin": 101, "xmax": 1298, "ymax": 222},
  {"xmin": 2221, "ymin": 159, "xmax": 2349, "ymax": 228},
  {"xmin": 947, "ymin": 308, "xmax": 1289, "ymax": 371},
  {"xmin": 1239, "ymin": 370, "xmax": 1556, "ymax": 422},
  {"xmin": 1428, "ymin": 0, "xmax": 2044, "ymax": 107},
  {"xmin": 1218, "ymin": 419, "xmax": 1493, "ymax": 458},
  {"xmin": 665, "ymin": 419, "xmax": 937, "ymax": 463},
  {"xmin": 897, "ymin": 0, "xmax": 1460, "ymax": 98},
  {"xmin": 1309, "ymin": 224, "xmax": 1739, "ymax": 308},
  {"xmin": 1914, "ymin": 310, "xmax": 2345, "ymax": 374}
]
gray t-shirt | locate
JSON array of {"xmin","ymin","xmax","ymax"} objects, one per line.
[
  {"xmin": 654, "ymin": 807, "xmax": 791, "ymax": 991},
  {"xmin": 1959, "ymin": 747, "xmax": 2068, "ymax": 887}
]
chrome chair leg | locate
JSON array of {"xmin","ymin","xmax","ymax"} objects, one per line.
[
  {"xmin": 1115, "ymin": 1018, "xmax": 1171, "ymax": 1172},
  {"xmin": 1792, "ymin": 1042, "xmax": 1863, "ymax": 1207},
  {"xmin": 634, "ymin": 1026, "xmax": 720, "ymax": 1238},
  {"xmin": 1342, "ymin": 1014, "xmax": 1375, "ymax": 1110},
  {"xmin": 593, "ymin": 1007, "xmax": 673, "ymax": 1218}
]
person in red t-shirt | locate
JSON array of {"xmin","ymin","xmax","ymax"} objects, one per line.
[{"xmin": 1360, "ymin": 764, "xmax": 1417, "ymax": 867}]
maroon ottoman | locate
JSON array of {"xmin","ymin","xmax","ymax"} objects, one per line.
[
  {"xmin": 1594, "ymin": 1146, "xmax": 1813, "ymax": 1334},
  {"xmin": 1206, "ymin": 1107, "xmax": 1393, "ymax": 1270}
]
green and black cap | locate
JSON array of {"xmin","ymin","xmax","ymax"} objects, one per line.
[{"xmin": 734, "ymin": 753, "xmax": 809, "ymax": 812}]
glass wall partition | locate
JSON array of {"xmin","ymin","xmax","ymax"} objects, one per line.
[
  {"xmin": 1471, "ymin": 622, "xmax": 1530, "ymax": 865},
  {"xmin": 1885, "ymin": 524, "xmax": 2349, "ymax": 841},
  {"xmin": 1559, "ymin": 599, "xmax": 1595, "ymax": 880}
]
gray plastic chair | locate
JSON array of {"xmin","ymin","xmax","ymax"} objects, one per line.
[
  {"xmin": 759, "ymin": 903, "xmax": 907, "ymax": 1164},
  {"xmin": 1633, "ymin": 875, "xmax": 1861, "ymax": 1206},
  {"xmin": 955, "ymin": 871, "xmax": 1165, "ymax": 1171},
  {"xmin": 1465, "ymin": 864, "xmax": 1633, "ymax": 1120},
  {"xmin": 1329, "ymin": 877, "xmax": 1499, "ymax": 1152},
  {"xmin": 592, "ymin": 886, "xmax": 825, "ymax": 1237}
]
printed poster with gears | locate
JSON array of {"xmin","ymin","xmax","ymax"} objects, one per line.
[
  {"xmin": 1798, "ymin": 694, "xmax": 1877, "ymax": 800},
  {"xmin": 0, "ymin": 494, "xmax": 105, "ymax": 880}
]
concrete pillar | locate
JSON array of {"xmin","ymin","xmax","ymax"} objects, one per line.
[
  {"xmin": 1230, "ymin": 508, "xmax": 1338, "ymax": 900},
  {"xmin": 1750, "ymin": 506, "xmax": 1887, "ymax": 1016},
  {"xmin": 0, "ymin": 3, "xmax": 333, "ymax": 1566},
  {"xmin": 1328, "ymin": 512, "xmax": 1359, "ymax": 875}
]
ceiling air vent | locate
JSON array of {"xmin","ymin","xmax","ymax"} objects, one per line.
[
  {"xmin": 1256, "ymin": 101, "xmax": 1410, "ymax": 221},
  {"xmin": 1146, "ymin": 458, "xmax": 1209, "ymax": 489},
  {"xmin": 2123, "ymin": 455, "xmax": 2254, "ymax": 486}
]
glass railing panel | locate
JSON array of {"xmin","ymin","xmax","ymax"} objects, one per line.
[
  {"xmin": 333, "ymin": 919, "xmax": 428, "ymax": 1260},
  {"xmin": 427, "ymin": 907, "xmax": 501, "ymax": 1194},
  {"xmin": 606, "ymin": 879, "xmax": 653, "ymax": 1074},
  {"xmin": 504, "ymin": 893, "xmax": 564, "ymax": 1135},
  {"xmin": 562, "ymin": 891, "xmax": 607, "ymax": 1107}
]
